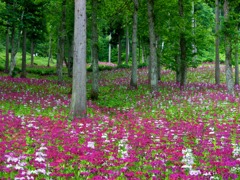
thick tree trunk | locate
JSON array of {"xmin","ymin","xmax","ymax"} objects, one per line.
[
  {"xmin": 57, "ymin": 0, "xmax": 67, "ymax": 83},
  {"xmin": 147, "ymin": 0, "xmax": 158, "ymax": 91},
  {"xmin": 70, "ymin": 0, "xmax": 87, "ymax": 119},
  {"xmin": 179, "ymin": 0, "xmax": 187, "ymax": 89},
  {"xmin": 31, "ymin": 40, "xmax": 34, "ymax": 67},
  {"xmin": 215, "ymin": 0, "xmax": 220, "ymax": 84},
  {"xmin": 224, "ymin": 0, "xmax": 234, "ymax": 95},
  {"xmin": 90, "ymin": 0, "xmax": 99, "ymax": 100},
  {"xmin": 5, "ymin": 27, "xmax": 9, "ymax": 73},
  {"xmin": 126, "ymin": 26, "xmax": 129, "ymax": 65},
  {"xmin": 21, "ymin": 28, "xmax": 27, "ymax": 78},
  {"xmin": 118, "ymin": 34, "xmax": 122, "ymax": 66},
  {"xmin": 235, "ymin": 41, "xmax": 239, "ymax": 85},
  {"xmin": 130, "ymin": 0, "xmax": 139, "ymax": 89}
]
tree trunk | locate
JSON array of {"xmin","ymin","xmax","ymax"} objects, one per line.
[
  {"xmin": 5, "ymin": 27, "xmax": 9, "ymax": 73},
  {"xmin": 108, "ymin": 42, "xmax": 111, "ymax": 63},
  {"xmin": 57, "ymin": 0, "xmax": 67, "ymax": 83},
  {"xmin": 215, "ymin": 0, "xmax": 220, "ymax": 84},
  {"xmin": 235, "ymin": 38, "xmax": 239, "ymax": 85},
  {"xmin": 126, "ymin": 26, "xmax": 129, "ymax": 65},
  {"xmin": 21, "ymin": 28, "xmax": 27, "ymax": 78},
  {"xmin": 118, "ymin": 34, "xmax": 122, "ymax": 66},
  {"xmin": 70, "ymin": 0, "xmax": 87, "ymax": 119},
  {"xmin": 67, "ymin": 38, "xmax": 73, "ymax": 77},
  {"xmin": 147, "ymin": 0, "xmax": 158, "ymax": 91},
  {"xmin": 224, "ymin": 0, "xmax": 234, "ymax": 95},
  {"xmin": 48, "ymin": 33, "xmax": 52, "ymax": 67},
  {"xmin": 31, "ymin": 40, "xmax": 34, "ymax": 67},
  {"xmin": 179, "ymin": 0, "xmax": 187, "ymax": 89},
  {"xmin": 142, "ymin": 44, "xmax": 145, "ymax": 63},
  {"xmin": 9, "ymin": 26, "xmax": 17, "ymax": 77},
  {"xmin": 130, "ymin": 0, "xmax": 138, "ymax": 89},
  {"xmin": 90, "ymin": 0, "xmax": 99, "ymax": 100}
]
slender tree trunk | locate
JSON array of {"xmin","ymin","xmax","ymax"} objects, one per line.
[
  {"xmin": 90, "ymin": 0, "xmax": 99, "ymax": 100},
  {"xmin": 21, "ymin": 28, "xmax": 27, "ymax": 78},
  {"xmin": 108, "ymin": 42, "xmax": 111, "ymax": 63},
  {"xmin": 57, "ymin": 0, "xmax": 67, "ymax": 83},
  {"xmin": 179, "ymin": 0, "xmax": 187, "ymax": 89},
  {"xmin": 215, "ymin": 0, "xmax": 220, "ymax": 84},
  {"xmin": 118, "ymin": 34, "xmax": 122, "ymax": 66},
  {"xmin": 147, "ymin": 0, "xmax": 158, "ymax": 91},
  {"xmin": 67, "ymin": 38, "xmax": 73, "ymax": 77},
  {"xmin": 176, "ymin": 54, "xmax": 181, "ymax": 83},
  {"xmin": 224, "ymin": 0, "xmax": 234, "ymax": 95},
  {"xmin": 142, "ymin": 44, "xmax": 145, "ymax": 63},
  {"xmin": 5, "ymin": 27, "xmax": 9, "ymax": 73},
  {"xmin": 31, "ymin": 40, "xmax": 34, "ymax": 67},
  {"xmin": 130, "ymin": 0, "xmax": 139, "ymax": 89},
  {"xmin": 235, "ymin": 38, "xmax": 239, "ymax": 85},
  {"xmin": 70, "ymin": 0, "xmax": 87, "ymax": 119},
  {"xmin": 192, "ymin": 2, "xmax": 197, "ymax": 63},
  {"xmin": 126, "ymin": 26, "xmax": 129, "ymax": 65},
  {"xmin": 9, "ymin": 26, "xmax": 17, "ymax": 77},
  {"xmin": 48, "ymin": 33, "xmax": 52, "ymax": 67}
]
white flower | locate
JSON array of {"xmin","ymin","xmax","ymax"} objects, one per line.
[
  {"xmin": 36, "ymin": 152, "xmax": 47, "ymax": 157},
  {"xmin": 87, "ymin": 141, "xmax": 95, "ymax": 149},
  {"xmin": 189, "ymin": 169, "xmax": 201, "ymax": 176},
  {"xmin": 37, "ymin": 168, "xmax": 46, "ymax": 174},
  {"xmin": 181, "ymin": 164, "xmax": 192, "ymax": 169},
  {"xmin": 35, "ymin": 157, "xmax": 45, "ymax": 162},
  {"xmin": 14, "ymin": 164, "xmax": 24, "ymax": 170},
  {"xmin": 39, "ymin": 146, "xmax": 47, "ymax": 151},
  {"xmin": 6, "ymin": 164, "xmax": 13, "ymax": 168}
]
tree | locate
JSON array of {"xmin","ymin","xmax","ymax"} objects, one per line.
[
  {"xmin": 178, "ymin": 0, "xmax": 187, "ymax": 88},
  {"xmin": 90, "ymin": 0, "xmax": 99, "ymax": 100},
  {"xmin": 147, "ymin": 0, "xmax": 158, "ymax": 91},
  {"xmin": 223, "ymin": 0, "xmax": 234, "ymax": 95},
  {"xmin": 70, "ymin": 0, "xmax": 87, "ymax": 118},
  {"xmin": 215, "ymin": 0, "xmax": 220, "ymax": 84},
  {"xmin": 57, "ymin": 0, "xmax": 67, "ymax": 83},
  {"xmin": 130, "ymin": 0, "xmax": 139, "ymax": 89}
]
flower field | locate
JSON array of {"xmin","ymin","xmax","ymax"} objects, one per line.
[{"xmin": 0, "ymin": 64, "xmax": 239, "ymax": 179}]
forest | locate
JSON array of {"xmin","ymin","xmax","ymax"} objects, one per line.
[{"xmin": 0, "ymin": 0, "xmax": 239, "ymax": 179}]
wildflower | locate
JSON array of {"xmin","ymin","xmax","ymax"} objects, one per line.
[
  {"xmin": 87, "ymin": 141, "xmax": 95, "ymax": 149},
  {"xmin": 35, "ymin": 157, "xmax": 45, "ymax": 162}
]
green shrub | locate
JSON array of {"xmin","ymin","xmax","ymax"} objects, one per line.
[
  {"xmin": 117, "ymin": 64, "xmax": 130, "ymax": 69},
  {"xmin": 138, "ymin": 62, "xmax": 148, "ymax": 68}
]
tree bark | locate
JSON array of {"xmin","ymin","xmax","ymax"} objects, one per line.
[
  {"xmin": 70, "ymin": 0, "xmax": 87, "ymax": 119},
  {"xmin": 223, "ymin": 0, "xmax": 234, "ymax": 95},
  {"xmin": 47, "ymin": 33, "xmax": 52, "ymax": 67},
  {"xmin": 9, "ymin": 26, "xmax": 18, "ymax": 77},
  {"xmin": 90, "ymin": 0, "xmax": 99, "ymax": 100},
  {"xmin": 57, "ymin": 0, "xmax": 67, "ymax": 83},
  {"xmin": 67, "ymin": 38, "xmax": 73, "ymax": 77},
  {"xmin": 118, "ymin": 34, "xmax": 122, "ymax": 66},
  {"xmin": 31, "ymin": 40, "xmax": 35, "ymax": 67},
  {"xmin": 130, "ymin": 0, "xmax": 138, "ymax": 89},
  {"xmin": 147, "ymin": 0, "xmax": 158, "ymax": 91},
  {"xmin": 5, "ymin": 27, "xmax": 9, "ymax": 73},
  {"xmin": 179, "ymin": 0, "xmax": 187, "ymax": 89},
  {"xmin": 126, "ymin": 26, "xmax": 129, "ymax": 65},
  {"xmin": 235, "ymin": 38, "xmax": 239, "ymax": 85},
  {"xmin": 215, "ymin": 0, "xmax": 220, "ymax": 84},
  {"xmin": 21, "ymin": 28, "xmax": 27, "ymax": 78}
]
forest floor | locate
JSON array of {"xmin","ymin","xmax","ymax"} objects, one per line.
[{"xmin": 0, "ymin": 63, "xmax": 239, "ymax": 179}]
